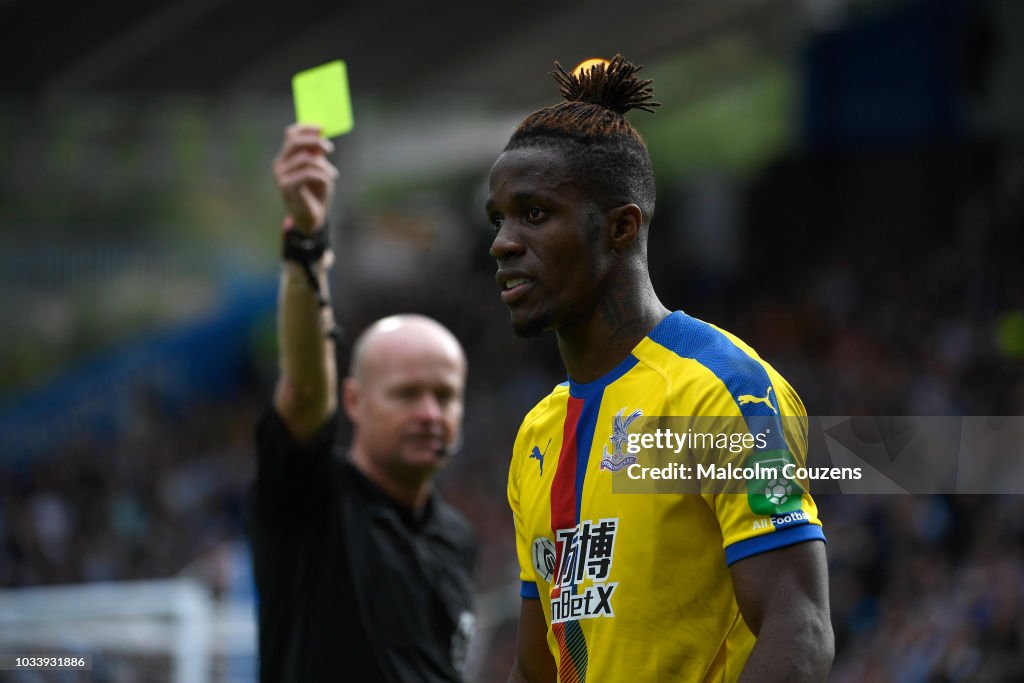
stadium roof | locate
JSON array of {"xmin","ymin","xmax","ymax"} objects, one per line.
[{"xmin": 2, "ymin": 0, "xmax": 806, "ymax": 104}]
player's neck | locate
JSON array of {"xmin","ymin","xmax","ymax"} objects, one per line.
[{"xmin": 556, "ymin": 279, "xmax": 668, "ymax": 385}]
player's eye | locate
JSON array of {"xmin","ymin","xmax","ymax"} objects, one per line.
[
  {"xmin": 489, "ymin": 213, "xmax": 504, "ymax": 232},
  {"xmin": 525, "ymin": 207, "xmax": 546, "ymax": 223}
]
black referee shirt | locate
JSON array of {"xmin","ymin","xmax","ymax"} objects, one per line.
[{"xmin": 248, "ymin": 410, "xmax": 477, "ymax": 683}]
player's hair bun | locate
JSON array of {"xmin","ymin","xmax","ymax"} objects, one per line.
[{"xmin": 552, "ymin": 54, "xmax": 661, "ymax": 115}]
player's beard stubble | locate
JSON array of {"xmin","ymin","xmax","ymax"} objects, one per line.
[{"xmin": 511, "ymin": 311, "xmax": 550, "ymax": 339}]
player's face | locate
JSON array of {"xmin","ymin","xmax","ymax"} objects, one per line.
[
  {"xmin": 487, "ymin": 147, "xmax": 609, "ymax": 337},
  {"xmin": 351, "ymin": 336, "xmax": 465, "ymax": 479}
]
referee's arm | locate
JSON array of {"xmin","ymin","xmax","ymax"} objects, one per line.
[{"xmin": 271, "ymin": 123, "xmax": 340, "ymax": 443}]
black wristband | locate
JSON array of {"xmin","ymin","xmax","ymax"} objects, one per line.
[
  {"xmin": 280, "ymin": 220, "xmax": 342, "ymax": 341},
  {"xmin": 282, "ymin": 224, "xmax": 332, "ymax": 310},
  {"xmin": 282, "ymin": 225, "xmax": 329, "ymax": 264}
]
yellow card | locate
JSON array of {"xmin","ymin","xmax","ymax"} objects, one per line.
[{"xmin": 292, "ymin": 60, "xmax": 354, "ymax": 138}]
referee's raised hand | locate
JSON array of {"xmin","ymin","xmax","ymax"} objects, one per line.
[{"xmin": 273, "ymin": 123, "xmax": 338, "ymax": 233}]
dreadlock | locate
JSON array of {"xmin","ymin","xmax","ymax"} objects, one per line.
[{"xmin": 505, "ymin": 54, "xmax": 660, "ymax": 225}]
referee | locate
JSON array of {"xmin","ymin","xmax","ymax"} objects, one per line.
[{"xmin": 248, "ymin": 124, "xmax": 477, "ymax": 682}]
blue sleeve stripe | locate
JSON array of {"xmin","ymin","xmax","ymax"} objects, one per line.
[
  {"xmin": 520, "ymin": 581, "xmax": 540, "ymax": 599},
  {"xmin": 648, "ymin": 312, "xmax": 789, "ymax": 452},
  {"xmin": 724, "ymin": 524, "xmax": 826, "ymax": 566}
]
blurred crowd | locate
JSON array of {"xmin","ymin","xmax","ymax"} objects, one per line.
[
  {"xmin": 0, "ymin": 395, "xmax": 257, "ymax": 591},
  {"xmin": 2, "ymin": 137, "xmax": 1023, "ymax": 682}
]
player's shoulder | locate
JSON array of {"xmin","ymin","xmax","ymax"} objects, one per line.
[
  {"xmin": 517, "ymin": 381, "xmax": 571, "ymax": 435},
  {"xmin": 640, "ymin": 310, "xmax": 759, "ymax": 363},
  {"xmin": 711, "ymin": 323, "xmax": 805, "ymax": 414},
  {"xmin": 639, "ymin": 311, "xmax": 804, "ymax": 414}
]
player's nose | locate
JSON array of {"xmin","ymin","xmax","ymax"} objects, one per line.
[{"xmin": 489, "ymin": 226, "xmax": 524, "ymax": 263}]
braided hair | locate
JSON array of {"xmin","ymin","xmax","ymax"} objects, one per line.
[{"xmin": 505, "ymin": 54, "xmax": 660, "ymax": 226}]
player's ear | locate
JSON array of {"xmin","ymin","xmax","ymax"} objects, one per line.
[
  {"xmin": 607, "ymin": 203, "xmax": 643, "ymax": 252},
  {"xmin": 342, "ymin": 377, "xmax": 361, "ymax": 423}
]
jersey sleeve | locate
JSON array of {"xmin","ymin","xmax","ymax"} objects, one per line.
[
  {"xmin": 696, "ymin": 367, "xmax": 825, "ymax": 566},
  {"xmin": 716, "ymin": 492, "xmax": 824, "ymax": 566},
  {"xmin": 508, "ymin": 424, "xmax": 541, "ymax": 599}
]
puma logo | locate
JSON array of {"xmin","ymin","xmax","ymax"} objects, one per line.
[
  {"xmin": 738, "ymin": 386, "xmax": 777, "ymax": 414},
  {"xmin": 530, "ymin": 438, "xmax": 551, "ymax": 475}
]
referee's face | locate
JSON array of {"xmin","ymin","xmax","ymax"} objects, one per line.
[
  {"xmin": 487, "ymin": 146, "xmax": 610, "ymax": 338},
  {"xmin": 346, "ymin": 323, "xmax": 466, "ymax": 482}
]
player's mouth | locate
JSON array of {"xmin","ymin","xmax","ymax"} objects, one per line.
[{"xmin": 497, "ymin": 271, "xmax": 536, "ymax": 304}]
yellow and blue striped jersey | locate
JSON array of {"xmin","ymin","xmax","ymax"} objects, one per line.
[{"xmin": 508, "ymin": 311, "xmax": 824, "ymax": 682}]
